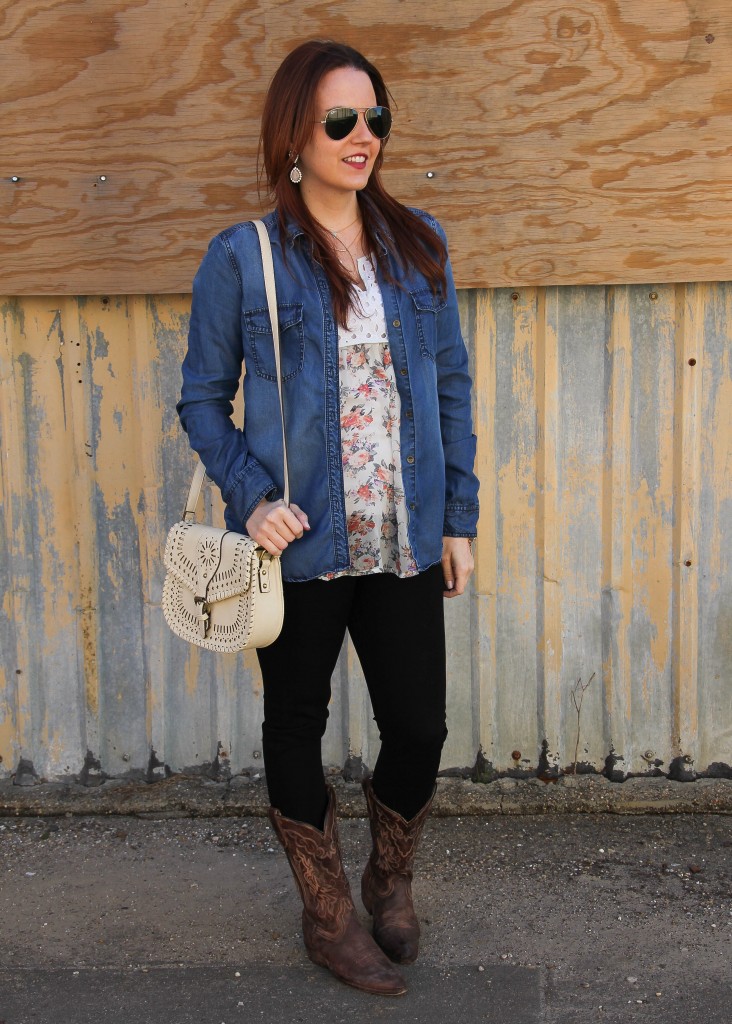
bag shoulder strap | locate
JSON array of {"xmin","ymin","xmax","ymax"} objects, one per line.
[
  {"xmin": 253, "ymin": 219, "xmax": 290, "ymax": 508},
  {"xmin": 182, "ymin": 459, "xmax": 207, "ymax": 522},
  {"xmin": 182, "ymin": 218, "xmax": 290, "ymax": 522}
]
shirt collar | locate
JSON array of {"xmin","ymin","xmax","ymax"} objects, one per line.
[{"xmin": 280, "ymin": 210, "xmax": 389, "ymax": 257}]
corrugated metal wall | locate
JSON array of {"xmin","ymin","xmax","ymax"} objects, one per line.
[{"xmin": 1, "ymin": 284, "xmax": 730, "ymax": 782}]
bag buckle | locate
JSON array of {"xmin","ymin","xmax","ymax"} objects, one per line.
[
  {"xmin": 194, "ymin": 597, "xmax": 212, "ymax": 638},
  {"xmin": 258, "ymin": 552, "xmax": 272, "ymax": 593}
]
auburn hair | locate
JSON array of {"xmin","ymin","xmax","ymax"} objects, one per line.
[{"xmin": 259, "ymin": 40, "xmax": 447, "ymax": 328}]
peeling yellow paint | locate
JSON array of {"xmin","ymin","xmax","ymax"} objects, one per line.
[
  {"xmin": 535, "ymin": 288, "xmax": 562, "ymax": 705},
  {"xmin": 81, "ymin": 586, "xmax": 99, "ymax": 717},
  {"xmin": 498, "ymin": 453, "xmax": 537, "ymax": 608},
  {"xmin": 243, "ymin": 650, "xmax": 262, "ymax": 694},
  {"xmin": 473, "ymin": 291, "xmax": 498, "ymax": 758},
  {"xmin": 601, "ymin": 285, "xmax": 633, "ymax": 734},
  {"xmin": 184, "ymin": 645, "xmax": 202, "ymax": 698},
  {"xmin": 1, "ymin": 285, "xmax": 730, "ymax": 776},
  {"xmin": 706, "ymin": 288, "xmax": 732, "ymax": 590},
  {"xmin": 632, "ymin": 477, "xmax": 673, "ymax": 679},
  {"xmin": 1, "ymin": 300, "xmax": 33, "ymax": 756},
  {"xmin": 47, "ymin": 731, "xmax": 67, "ymax": 776},
  {"xmin": 0, "ymin": 667, "xmax": 18, "ymax": 770},
  {"xmin": 672, "ymin": 284, "xmax": 704, "ymax": 753}
]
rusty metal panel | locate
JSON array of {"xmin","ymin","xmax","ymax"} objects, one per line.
[{"xmin": 0, "ymin": 284, "xmax": 730, "ymax": 783}]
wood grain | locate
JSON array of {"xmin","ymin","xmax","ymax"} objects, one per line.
[{"xmin": 1, "ymin": 0, "xmax": 731, "ymax": 292}]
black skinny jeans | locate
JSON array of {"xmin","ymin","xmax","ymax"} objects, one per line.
[{"xmin": 256, "ymin": 564, "xmax": 447, "ymax": 828}]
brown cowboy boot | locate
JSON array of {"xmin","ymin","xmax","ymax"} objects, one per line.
[
  {"xmin": 269, "ymin": 785, "xmax": 406, "ymax": 996},
  {"xmin": 361, "ymin": 777, "xmax": 435, "ymax": 964}
]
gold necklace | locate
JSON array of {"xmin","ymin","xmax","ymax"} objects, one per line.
[
  {"xmin": 332, "ymin": 228, "xmax": 365, "ymax": 279},
  {"xmin": 321, "ymin": 213, "xmax": 360, "ymax": 239}
]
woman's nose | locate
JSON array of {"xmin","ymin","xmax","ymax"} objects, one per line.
[{"xmin": 351, "ymin": 112, "xmax": 374, "ymax": 142}]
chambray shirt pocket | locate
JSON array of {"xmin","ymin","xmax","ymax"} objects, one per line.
[
  {"xmin": 409, "ymin": 288, "xmax": 447, "ymax": 361},
  {"xmin": 242, "ymin": 302, "xmax": 305, "ymax": 381}
]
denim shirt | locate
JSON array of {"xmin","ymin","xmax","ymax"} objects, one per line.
[{"xmin": 177, "ymin": 209, "xmax": 479, "ymax": 582}]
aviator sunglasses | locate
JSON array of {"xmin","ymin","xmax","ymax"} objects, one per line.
[{"xmin": 317, "ymin": 106, "xmax": 392, "ymax": 141}]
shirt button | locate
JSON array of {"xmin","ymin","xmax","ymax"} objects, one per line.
[
  {"xmin": 409, "ymin": 502, "xmax": 415, "ymax": 510},
  {"xmin": 406, "ymin": 455, "xmax": 414, "ymax": 464},
  {"xmin": 400, "ymin": 368, "xmax": 408, "ymax": 376},
  {"xmin": 405, "ymin": 408, "xmax": 413, "ymax": 418},
  {"xmin": 392, "ymin": 319, "xmax": 401, "ymax": 328}
]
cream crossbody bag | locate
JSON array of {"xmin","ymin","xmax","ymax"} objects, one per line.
[{"xmin": 162, "ymin": 220, "xmax": 288, "ymax": 652}]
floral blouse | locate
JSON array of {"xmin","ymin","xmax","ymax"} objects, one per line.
[{"xmin": 320, "ymin": 256, "xmax": 418, "ymax": 580}]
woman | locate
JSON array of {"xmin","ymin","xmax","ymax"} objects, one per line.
[{"xmin": 178, "ymin": 40, "xmax": 479, "ymax": 996}]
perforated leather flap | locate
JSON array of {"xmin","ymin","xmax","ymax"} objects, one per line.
[{"xmin": 164, "ymin": 522, "xmax": 257, "ymax": 600}]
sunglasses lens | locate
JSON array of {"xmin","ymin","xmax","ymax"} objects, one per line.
[
  {"xmin": 324, "ymin": 108, "xmax": 359, "ymax": 140},
  {"xmin": 365, "ymin": 106, "xmax": 392, "ymax": 139},
  {"xmin": 322, "ymin": 107, "xmax": 392, "ymax": 140}
]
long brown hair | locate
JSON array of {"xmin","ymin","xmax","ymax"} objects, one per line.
[{"xmin": 259, "ymin": 40, "xmax": 447, "ymax": 328}]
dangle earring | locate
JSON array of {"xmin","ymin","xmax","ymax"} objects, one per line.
[{"xmin": 289, "ymin": 154, "xmax": 302, "ymax": 185}]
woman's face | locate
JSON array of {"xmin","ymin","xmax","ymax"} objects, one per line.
[{"xmin": 299, "ymin": 66, "xmax": 381, "ymax": 205}]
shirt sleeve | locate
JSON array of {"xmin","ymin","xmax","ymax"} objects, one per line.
[
  {"xmin": 428, "ymin": 217, "xmax": 480, "ymax": 538},
  {"xmin": 177, "ymin": 233, "xmax": 277, "ymax": 530}
]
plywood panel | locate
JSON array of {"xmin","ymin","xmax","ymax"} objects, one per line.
[
  {"xmin": 2, "ymin": 1, "xmax": 732, "ymax": 293},
  {"xmin": 0, "ymin": 283, "xmax": 730, "ymax": 782}
]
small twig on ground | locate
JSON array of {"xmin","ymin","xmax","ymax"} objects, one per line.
[{"xmin": 571, "ymin": 672, "xmax": 596, "ymax": 774}]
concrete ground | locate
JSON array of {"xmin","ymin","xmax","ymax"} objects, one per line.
[{"xmin": 1, "ymin": 791, "xmax": 730, "ymax": 1024}]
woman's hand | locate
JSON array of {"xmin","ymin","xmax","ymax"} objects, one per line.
[
  {"xmin": 441, "ymin": 537, "xmax": 474, "ymax": 598},
  {"xmin": 246, "ymin": 498, "xmax": 310, "ymax": 556}
]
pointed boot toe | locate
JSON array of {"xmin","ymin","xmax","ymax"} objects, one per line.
[
  {"xmin": 312, "ymin": 912, "xmax": 407, "ymax": 995},
  {"xmin": 361, "ymin": 778, "xmax": 435, "ymax": 965},
  {"xmin": 270, "ymin": 786, "xmax": 407, "ymax": 996}
]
